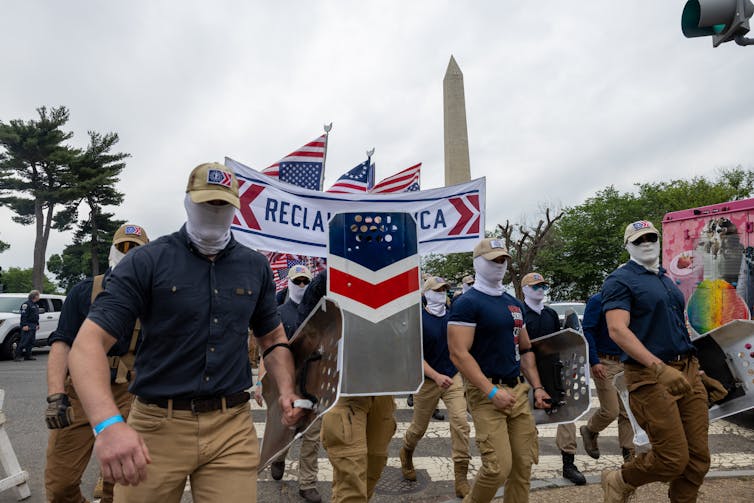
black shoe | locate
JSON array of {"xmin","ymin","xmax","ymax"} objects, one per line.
[
  {"xmin": 299, "ymin": 487, "xmax": 322, "ymax": 503},
  {"xmin": 432, "ymin": 409, "xmax": 444, "ymax": 420},
  {"xmin": 24, "ymin": 356, "xmax": 37, "ymax": 361},
  {"xmin": 270, "ymin": 460, "xmax": 285, "ymax": 481},
  {"xmin": 13, "ymin": 355, "xmax": 22, "ymax": 362},
  {"xmin": 562, "ymin": 452, "xmax": 586, "ymax": 485},
  {"xmin": 406, "ymin": 394, "xmax": 413, "ymax": 407}
]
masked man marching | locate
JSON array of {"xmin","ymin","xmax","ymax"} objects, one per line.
[
  {"xmin": 601, "ymin": 220, "xmax": 710, "ymax": 503},
  {"xmin": 68, "ymin": 163, "xmax": 305, "ymax": 502}
]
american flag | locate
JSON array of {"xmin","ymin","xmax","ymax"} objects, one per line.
[
  {"xmin": 326, "ymin": 160, "xmax": 374, "ymax": 193},
  {"xmin": 267, "ymin": 252, "xmax": 327, "ymax": 292},
  {"xmin": 262, "ymin": 134, "xmax": 327, "ymax": 190},
  {"xmin": 371, "ymin": 163, "xmax": 421, "ymax": 193}
]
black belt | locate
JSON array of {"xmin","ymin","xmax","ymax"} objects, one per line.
[
  {"xmin": 489, "ymin": 375, "xmax": 524, "ymax": 387},
  {"xmin": 141, "ymin": 391, "xmax": 250, "ymax": 413},
  {"xmin": 598, "ymin": 353, "xmax": 621, "ymax": 362},
  {"xmin": 665, "ymin": 353, "xmax": 692, "ymax": 363}
]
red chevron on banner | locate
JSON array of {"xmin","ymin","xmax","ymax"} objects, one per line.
[
  {"xmin": 330, "ymin": 267, "xmax": 420, "ymax": 309},
  {"xmin": 233, "ymin": 181, "xmax": 265, "ymax": 230},
  {"xmin": 448, "ymin": 195, "xmax": 481, "ymax": 235}
]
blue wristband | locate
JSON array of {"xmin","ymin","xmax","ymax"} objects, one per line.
[
  {"xmin": 93, "ymin": 415, "xmax": 124, "ymax": 436},
  {"xmin": 487, "ymin": 386, "xmax": 499, "ymax": 400}
]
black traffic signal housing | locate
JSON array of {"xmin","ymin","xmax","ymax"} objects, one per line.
[{"xmin": 682, "ymin": 0, "xmax": 754, "ymax": 46}]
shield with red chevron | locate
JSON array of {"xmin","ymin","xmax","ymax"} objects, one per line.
[{"xmin": 328, "ymin": 212, "xmax": 424, "ymax": 396}]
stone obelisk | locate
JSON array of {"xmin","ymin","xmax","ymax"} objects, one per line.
[{"xmin": 443, "ymin": 55, "xmax": 471, "ymax": 186}]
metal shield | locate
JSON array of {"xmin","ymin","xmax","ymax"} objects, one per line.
[
  {"xmin": 613, "ymin": 372, "xmax": 651, "ymax": 448},
  {"xmin": 258, "ymin": 298, "xmax": 343, "ymax": 471},
  {"xmin": 529, "ymin": 328, "xmax": 591, "ymax": 425},
  {"xmin": 327, "ymin": 212, "xmax": 423, "ymax": 396}
]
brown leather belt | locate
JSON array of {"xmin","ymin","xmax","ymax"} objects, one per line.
[
  {"xmin": 141, "ymin": 391, "xmax": 250, "ymax": 413},
  {"xmin": 598, "ymin": 353, "xmax": 621, "ymax": 362}
]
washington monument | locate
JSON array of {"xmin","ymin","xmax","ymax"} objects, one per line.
[{"xmin": 443, "ymin": 55, "xmax": 471, "ymax": 186}]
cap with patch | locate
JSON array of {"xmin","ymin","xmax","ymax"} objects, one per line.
[
  {"xmin": 624, "ymin": 220, "xmax": 659, "ymax": 245},
  {"xmin": 423, "ymin": 276, "xmax": 448, "ymax": 292},
  {"xmin": 287, "ymin": 264, "xmax": 312, "ymax": 280},
  {"xmin": 521, "ymin": 272, "xmax": 548, "ymax": 287},
  {"xmin": 186, "ymin": 162, "xmax": 240, "ymax": 209},
  {"xmin": 113, "ymin": 224, "xmax": 149, "ymax": 246},
  {"xmin": 462, "ymin": 275, "xmax": 474, "ymax": 285},
  {"xmin": 473, "ymin": 238, "xmax": 511, "ymax": 260}
]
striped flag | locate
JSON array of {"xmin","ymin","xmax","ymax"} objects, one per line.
[
  {"xmin": 267, "ymin": 252, "xmax": 327, "ymax": 291},
  {"xmin": 262, "ymin": 134, "xmax": 327, "ymax": 190},
  {"xmin": 325, "ymin": 160, "xmax": 374, "ymax": 194},
  {"xmin": 370, "ymin": 163, "xmax": 421, "ymax": 193}
]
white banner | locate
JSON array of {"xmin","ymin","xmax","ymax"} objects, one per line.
[{"xmin": 226, "ymin": 157, "xmax": 486, "ymax": 256}]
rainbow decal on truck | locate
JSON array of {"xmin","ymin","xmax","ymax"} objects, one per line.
[{"xmin": 687, "ymin": 279, "xmax": 750, "ymax": 335}]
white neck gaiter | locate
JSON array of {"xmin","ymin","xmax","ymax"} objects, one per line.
[
  {"xmin": 462, "ymin": 283, "xmax": 472, "ymax": 294},
  {"xmin": 287, "ymin": 279, "xmax": 308, "ymax": 305},
  {"xmin": 472, "ymin": 256, "xmax": 507, "ymax": 296},
  {"xmin": 108, "ymin": 244, "xmax": 126, "ymax": 269},
  {"xmin": 184, "ymin": 194, "xmax": 235, "ymax": 256},
  {"xmin": 424, "ymin": 290, "xmax": 447, "ymax": 317},
  {"xmin": 523, "ymin": 285, "xmax": 546, "ymax": 314},
  {"xmin": 627, "ymin": 241, "xmax": 660, "ymax": 273}
]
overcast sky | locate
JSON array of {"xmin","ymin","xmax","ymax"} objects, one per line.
[{"xmin": 2, "ymin": 1, "xmax": 754, "ymax": 276}]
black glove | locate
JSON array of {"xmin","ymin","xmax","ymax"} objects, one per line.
[{"xmin": 45, "ymin": 393, "xmax": 74, "ymax": 429}]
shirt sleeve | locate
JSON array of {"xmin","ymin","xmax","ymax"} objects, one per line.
[
  {"xmin": 48, "ymin": 280, "xmax": 91, "ymax": 347},
  {"xmin": 601, "ymin": 275, "xmax": 632, "ymax": 314},
  {"xmin": 250, "ymin": 257, "xmax": 282, "ymax": 338},
  {"xmin": 448, "ymin": 295, "xmax": 477, "ymax": 326},
  {"xmin": 582, "ymin": 296, "xmax": 601, "ymax": 366}
]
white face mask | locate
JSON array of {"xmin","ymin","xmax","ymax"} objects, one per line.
[
  {"xmin": 627, "ymin": 239, "xmax": 660, "ymax": 273},
  {"xmin": 522, "ymin": 284, "xmax": 546, "ymax": 314},
  {"xmin": 108, "ymin": 244, "xmax": 126, "ymax": 269},
  {"xmin": 287, "ymin": 278, "xmax": 308, "ymax": 304},
  {"xmin": 424, "ymin": 290, "xmax": 447, "ymax": 316},
  {"xmin": 472, "ymin": 256, "xmax": 507, "ymax": 296},
  {"xmin": 184, "ymin": 194, "xmax": 235, "ymax": 256}
]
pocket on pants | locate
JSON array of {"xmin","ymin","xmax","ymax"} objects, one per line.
[
  {"xmin": 530, "ymin": 428, "xmax": 540, "ymax": 465},
  {"xmin": 128, "ymin": 402, "xmax": 168, "ymax": 433},
  {"xmin": 321, "ymin": 408, "xmax": 355, "ymax": 456},
  {"xmin": 475, "ymin": 432, "xmax": 500, "ymax": 473}
]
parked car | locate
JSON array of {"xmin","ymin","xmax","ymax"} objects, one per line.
[
  {"xmin": 546, "ymin": 301, "xmax": 586, "ymax": 326},
  {"xmin": 0, "ymin": 293, "xmax": 66, "ymax": 359}
]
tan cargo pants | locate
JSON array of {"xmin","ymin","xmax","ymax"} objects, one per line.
[
  {"xmin": 275, "ymin": 417, "xmax": 322, "ymax": 490},
  {"xmin": 586, "ymin": 356, "xmax": 635, "ymax": 451},
  {"xmin": 114, "ymin": 397, "xmax": 259, "ymax": 503},
  {"xmin": 621, "ymin": 357, "xmax": 710, "ymax": 503},
  {"xmin": 463, "ymin": 380, "xmax": 538, "ymax": 503},
  {"xmin": 45, "ymin": 377, "xmax": 133, "ymax": 503},
  {"xmin": 320, "ymin": 395, "xmax": 396, "ymax": 503},
  {"xmin": 403, "ymin": 373, "xmax": 470, "ymax": 467}
]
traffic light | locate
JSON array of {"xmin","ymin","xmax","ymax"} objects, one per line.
[{"xmin": 682, "ymin": 0, "xmax": 754, "ymax": 46}]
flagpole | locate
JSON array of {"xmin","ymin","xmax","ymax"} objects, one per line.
[
  {"xmin": 366, "ymin": 148, "xmax": 375, "ymax": 192},
  {"xmin": 319, "ymin": 123, "xmax": 332, "ymax": 191}
]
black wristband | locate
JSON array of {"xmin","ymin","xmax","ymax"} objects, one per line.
[
  {"xmin": 519, "ymin": 347, "xmax": 532, "ymax": 355},
  {"xmin": 533, "ymin": 386, "xmax": 545, "ymax": 392},
  {"xmin": 262, "ymin": 342, "xmax": 293, "ymax": 359}
]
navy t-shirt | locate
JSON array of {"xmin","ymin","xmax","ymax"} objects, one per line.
[
  {"xmin": 448, "ymin": 288, "xmax": 524, "ymax": 380},
  {"xmin": 422, "ymin": 309, "xmax": 457, "ymax": 378},
  {"xmin": 602, "ymin": 261, "xmax": 694, "ymax": 364}
]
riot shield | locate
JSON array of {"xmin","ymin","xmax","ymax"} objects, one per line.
[
  {"xmin": 258, "ymin": 298, "xmax": 342, "ymax": 471},
  {"xmin": 530, "ymin": 328, "xmax": 591, "ymax": 425},
  {"xmin": 327, "ymin": 212, "xmax": 423, "ymax": 396}
]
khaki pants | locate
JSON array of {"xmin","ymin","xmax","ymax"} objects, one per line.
[
  {"xmin": 622, "ymin": 357, "xmax": 710, "ymax": 503},
  {"xmin": 320, "ymin": 396, "xmax": 396, "ymax": 503},
  {"xmin": 403, "ymin": 373, "xmax": 470, "ymax": 467},
  {"xmin": 586, "ymin": 357, "xmax": 635, "ymax": 451},
  {"xmin": 45, "ymin": 377, "xmax": 133, "ymax": 503},
  {"xmin": 114, "ymin": 398, "xmax": 259, "ymax": 503},
  {"xmin": 276, "ymin": 417, "xmax": 322, "ymax": 490},
  {"xmin": 555, "ymin": 423, "xmax": 576, "ymax": 454},
  {"xmin": 463, "ymin": 380, "xmax": 538, "ymax": 503}
]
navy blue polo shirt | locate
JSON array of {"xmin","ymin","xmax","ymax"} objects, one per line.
[
  {"xmin": 582, "ymin": 293, "xmax": 619, "ymax": 366},
  {"xmin": 422, "ymin": 309, "xmax": 457, "ymax": 378},
  {"xmin": 87, "ymin": 225, "xmax": 281, "ymax": 399},
  {"xmin": 49, "ymin": 272, "xmax": 133, "ymax": 357},
  {"xmin": 522, "ymin": 304, "xmax": 560, "ymax": 340},
  {"xmin": 449, "ymin": 288, "xmax": 524, "ymax": 380},
  {"xmin": 601, "ymin": 261, "xmax": 694, "ymax": 364}
]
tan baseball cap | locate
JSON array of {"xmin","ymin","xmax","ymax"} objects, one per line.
[
  {"xmin": 287, "ymin": 264, "xmax": 312, "ymax": 280},
  {"xmin": 186, "ymin": 162, "xmax": 240, "ymax": 208},
  {"xmin": 473, "ymin": 238, "xmax": 511, "ymax": 260},
  {"xmin": 112, "ymin": 224, "xmax": 149, "ymax": 246},
  {"xmin": 462, "ymin": 275, "xmax": 474, "ymax": 285},
  {"xmin": 423, "ymin": 276, "xmax": 448, "ymax": 292},
  {"xmin": 624, "ymin": 220, "xmax": 659, "ymax": 245},
  {"xmin": 521, "ymin": 272, "xmax": 548, "ymax": 288}
]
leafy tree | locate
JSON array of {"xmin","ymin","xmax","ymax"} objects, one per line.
[
  {"xmin": 0, "ymin": 106, "xmax": 79, "ymax": 291},
  {"xmin": 56, "ymin": 131, "xmax": 128, "ymax": 276},
  {"xmin": 48, "ymin": 213, "xmax": 125, "ymax": 292},
  {"xmin": 1, "ymin": 267, "xmax": 59, "ymax": 294},
  {"xmin": 422, "ymin": 252, "xmax": 474, "ymax": 289},
  {"xmin": 0, "ymin": 240, "xmax": 8, "ymax": 254},
  {"xmin": 536, "ymin": 168, "xmax": 754, "ymax": 301}
]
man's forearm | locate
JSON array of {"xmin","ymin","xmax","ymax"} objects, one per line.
[
  {"xmin": 520, "ymin": 352, "xmax": 544, "ymax": 389},
  {"xmin": 257, "ymin": 326, "xmax": 296, "ymax": 396},
  {"xmin": 609, "ymin": 325, "xmax": 661, "ymax": 367},
  {"xmin": 452, "ymin": 350, "xmax": 492, "ymax": 394},
  {"xmin": 69, "ymin": 319, "xmax": 120, "ymax": 426},
  {"xmin": 47, "ymin": 341, "xmax": 71, "ymax": 395}
]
